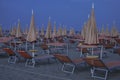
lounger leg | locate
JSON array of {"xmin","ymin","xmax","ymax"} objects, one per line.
[
  {"xmin": 25, "ymin": 59, "xmax": 29, "ymax": 67},
  {"xmin": 91, "ymin": 67, "xmax": 108, "ymax": 80},
  {"xmin": 25, "ymin": 59, "xmax": 35, "ymax": 68},
  {"xmin": 8, "ymin": 56, "xmax": 17, "ymax": 64},
  {"xmin": 43, "ymin": 50, "xmax": 45, "ymax": 54},
  {"xmin": 32, "ymin": 58, "xmax": 35, "ymax": 67},
  {"xmin": 80, "ymin": 48, "xmax": 83, "ymax": 57},
  {"xmin": 62, "ymin": 63, "xmax": 75, "ymax": 74},
  {"xmin": 47, "ymin": 50, "xmax": 50, "ymax": 55}
]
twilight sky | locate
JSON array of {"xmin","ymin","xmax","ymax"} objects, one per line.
[{"xmin": 0, "ymin": 0, "xmax": 120, "ymax": 31}]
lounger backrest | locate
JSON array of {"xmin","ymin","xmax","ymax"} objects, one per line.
[
  {"xmin": 77, "ymin": 47, "xmax": 89, "ymax": 53},
  {"xmin": 41, "ymin": 44, "xmax": 48, "ymax": 50},
  {"xmin": 18, "ymin": 50, "xmax": 32, "ymax": 59},
  {"xmin": 4, "ymin": 42, "xmax": 10, "ymax": 46},
  {"xmin": 103, "ymin": 44, "xmax": 114, "ymax": 49},
  {"xmin": 54, "ymin": 54, "xmax": 72, "ymax": 63},
  {"xmin": 114, "ymin": 48, "xmax": 120, "ymax": 55},
  {"xmin": 84, "ymin": 58, "xmax": 96, "ymax": 66},
  {"xmin": 115, "ymin": 39, "xmax": 120, "ymax": 44},
  {"xmin": 99, "ymin": 39, "xmax": 105, "ymax": 44},
  {"xmin": 84, "ymin": 58, "xmax": 107, "ymax": 68},
  {"xmin": 11, "ymin": 43, "xmax": 16, "ymax": 47},
  {"xmin": 3, "ymin": 48, "xmax": 15, "ymax": 56},
  {"xmin": 69, "ymin": 39, "xmax": 75, "ymax": 43},
  {"xmin": 94, "ymin": 59, "xmax": 107, "ymax": 68}
]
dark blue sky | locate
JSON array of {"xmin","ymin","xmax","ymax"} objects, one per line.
[{"xmin": 0, "ymin": 0, "xmax": 120, "ymax": 31}]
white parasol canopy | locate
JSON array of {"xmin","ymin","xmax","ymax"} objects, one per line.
[
  {"xmin": 26, "ymin": 10, "xmax": 37, "ymax": 42},
  {"xmin": 16, "ymin": 19, "xmax": 22, "ymax": 38}
]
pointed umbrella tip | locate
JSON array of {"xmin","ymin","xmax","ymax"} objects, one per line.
[
  {"xmin": 113, "ymin": 20, "xmax": 116, "ymax": 24},
  {"xmin": 14, "ymin": 22, "xmax": 16, "ymax": 25},
  {"xmin": 32, "ymin": 9, "xmax": 34, "ymax": 15},
  {"xmin": 84, "ymin": 22, "xmax": 86, "ymax": 24},
  {"xmin": 92, "ymin": 3, "xmax": 94, "ymax": 8},
  {"xmin": 26, "ymin": 24, "xmax": 28, "ymax": 26},
  {"xmin": 18, "ymin": 19, "xmax": 20, "ymax": 22},
  {"xmin": 107, "ymin": 24, "xmax": 109, "ymax": 26},
  {"xmin": 54, "ymin": 21, "xmax": 56, "ymax": 24},
  {"xmin": 49, "ymin": 16, "xmax": 51, "ymax": 20},
  {"xmin": 88, "ymin": 14, "xmax": 90, "ymax": 18}
]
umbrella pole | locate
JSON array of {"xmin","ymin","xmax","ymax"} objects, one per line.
[
  {"xmin": 100, "ymin": 45, "xmax": 103, "ymax": 59},
  {"xmin": 32, "ymin": 42, "xmax": 35, "ymax": 57},
  {"xmin": 32, "ymin": 42, "xmax": 35, "ymax": 50},
  {"xmin": 67, "ymin": 42, "xmax": 69, "ymax": 55},
  {"xmin": 25, "ymin": 41, "xmax": 28, "ymax": 51},
  {"xmin": 14, "ymin": 39, "xmax": 17, "ymax": 51}
]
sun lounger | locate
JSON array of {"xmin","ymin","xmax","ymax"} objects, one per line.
[
  {"xmin": 103, "ymin": 44, "xmax": 114, "ymax": 49},
  {"xmin": 3, "ymin": 48, "xmax": 17, "ymax": 64},
  {"xmin": 102, "ymin": 44, "xmax": 115, "ymax": 55},
  {"xmin": 115, "ymin": 38, "xmax": 120, "ymax": 44},
  {"xmin": 113, "ymin": 48, "xmax": 120, "ymax": 55},
  {"xmin": 54, "ymin": 54, "xmax": 84, "ymax": 74},
  {"xmin": 84, "ymin": 57, "xmax": 120, "ymax": 80},
  {"xmin": 17, "ymin": 50, "xmax": 34, "ymax": 67},
  {"xmin": 18, "ymin": 50, "xmax": 54, "ymax": 67},
  {"xmin": 40, "ymin": 44, "xmax": 50, "ymax": 54}
]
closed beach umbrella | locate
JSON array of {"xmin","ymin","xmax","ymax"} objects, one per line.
[
  {"xmin": 111, "ymin": 22, "xmax": 119, "ymax": 37},
  {"xmin": 26, "ymin": 10, "xmax": 37, "ymax": 57},
  {"xmin": 57, "ymin": 26, "xmax": 62, "ymax": 37},
  {"xmin": 62, "ymin": 26, "xmax": 67, "ymax": 36},
  {"xmin": 41, "ymin": 24, "xmax": 45, "ymax": 36},
  {"xmin": 24, "ymin": 24, "xmax": 29, "ymax": 35},
  {"xmin": 84, "ymin": 3, "xmax": 99, "ymax": 44},
  {"xmin": 11, "ymin": 26, "xmax": 16, "ymax": 36},
  {"xmin": 0, "ymin": 25, "xmax": 3, "ymax": 37},
  {"xmin": 84, "ymin": 15, "xmax": 91, "ymax": 44},
  {"xmin": 52, "ymin": 21, "xmax": 57, "ymax": 38},
  {"xmin": 81, "ymin": 22, "xmax": 87, "ymax": 39},
  {"xmin": 25, "ymin": 24, "xmax": 29, "ymax": 35},
  {"xmin": 45, "ymin": 17, "xmax": 52, "ymax": 38},
  {"xmin": 105, "ymin": 24, "xmax": 110, "ymax": 37},
  {"xmin": 27, "ymin": 10, "xmax": 37, "ymax": 42},
  {"xmin": 26, "ymin": 10, "xmax": 37, "ymax": 54},
  {"xmin": 16, "ymin": 19, "xmax": 22, "ymax": 38},
  {"xmin": 100, "ymin": 25, "xmax": 105, "ymax": 36},
  {"xmin": 69, "ymin": 27, "xmax": 75, "ymax": 36}
]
